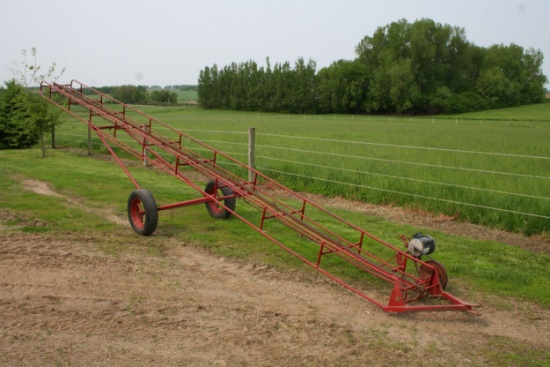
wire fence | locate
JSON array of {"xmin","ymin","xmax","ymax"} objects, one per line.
[
  {"xmin": 173, "ymin": 111, "xmax": 550, "ymax": 124},
  {"xmin": 53, "ymin": 125, "xmax": 550, "ymax": 234}
]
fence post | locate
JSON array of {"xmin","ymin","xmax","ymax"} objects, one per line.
[
  {"xmin": 51, "ymin": 125, "xmax": 56, "ymax": 149},
  {"xmin": 248, "ymin": 127, "xmax": 255, "ymax": 183},
  {"xmin": 87, "ymin": 126, "xmax": 92, "ymax": 155},
  {"xmin": 143, "ymin": 126, "xmax": 150, "ymax": 167}
]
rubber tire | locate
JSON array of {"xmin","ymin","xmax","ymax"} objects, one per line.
[
  {"xmin": 128, "ymin": 189, "xmax": 158, "ymax": 236},
  {"xmin": 204, "ymin": 180, "xmax": 236, "ymax": 219},
  {"xmin": 419, "ymin": 260, "xmax": 448, "ymax": 290}
]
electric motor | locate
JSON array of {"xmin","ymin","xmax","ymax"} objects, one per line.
[{"xmin": 407, "ymin": 232, "xmax": 436, "ymax": 257}]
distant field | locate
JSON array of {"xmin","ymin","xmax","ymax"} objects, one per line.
[
  {"xmin": 446, "ymin": 99, "xmax": 550, "ymax": 121},
  {"xmin": 146, "ymin": 89, "xmax": 197, "ymax": 103},
  {"xmin": 53, "ymin": 103, "xmax": 550, "ymax": 236},
  {"xmin": 174, "ymin": 89, "xmax": 197, "ymax": 102}
]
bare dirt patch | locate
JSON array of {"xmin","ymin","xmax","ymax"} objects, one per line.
[
  {"xmin": 1, "ymin": 230, "xmax": 549, "ymax": 366},
  {"xmin": 22, "ymin": 179, "xmax": 63, "ymax": 198}
]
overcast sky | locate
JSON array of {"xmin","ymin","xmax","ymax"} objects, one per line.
[{"xmin": 1, "ymin": 0, "xmax": 549, "ymax": 87}]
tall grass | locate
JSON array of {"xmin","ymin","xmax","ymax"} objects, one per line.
[{"xmin": 52, "ymin": 104, "xmax": 550, "ymax": 236}]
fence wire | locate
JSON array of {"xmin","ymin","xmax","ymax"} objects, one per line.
[{"xmin": 53, "ymin": 128, "xmax": 550, "ymax": 222}]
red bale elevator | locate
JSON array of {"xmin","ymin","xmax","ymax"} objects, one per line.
[{"xmin": 40, "ymin": 80, "xmax": 477, "ymax": 313}]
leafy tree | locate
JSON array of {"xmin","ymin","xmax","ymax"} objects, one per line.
[
  {"xmin": 27, "ymin": 92, "xmax": 63, "ymax": 157},
  {"xmin": 520, "ymin": 48, "xmax": 548, "ymax": 103},
  {"xmin": 4, "ymin": 47, "xmax": 67, "ymax": 155},
  {"xmin": 317, "ymin": 59, "xmax": 369, "ymax": 113},
  {"xmin": 112, "ymin": 85, "xmax": 148, "ymax": 104},
  {"xmin": 197, "ymin": 66, "xmax": 214, "ymax": 108},
  {"xmin": 10, "ymin": 47, "xmax": 66, "ymax": 87},
  {"xmin": 388, "ymin": 59, "xmax": 418, "ymax": 113},
  {"xmin": 476, "ymin": 66, "xmax": 514, "ymax": 108},
  {"xmin": 292, "ymin": 58, "xmax": 317, "ymax": 113},
  {"xmin": 150, "ymin": 89, "xmax": 177, "ymax": 104},
  {"xmin": 355, "ymin": 18, "xmax": 547, "ymax": 114},
  {"xmin": 0, "ymin": 80, "xmax": 63, "ymax": 156}
]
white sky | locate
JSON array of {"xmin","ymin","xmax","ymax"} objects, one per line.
[{"xmin": 1, "ymin": 0, "xmax": 549, "ymax": 87}]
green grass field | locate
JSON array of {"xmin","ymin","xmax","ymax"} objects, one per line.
[
  {"xmin": 174, "ymin": 89, "xmax": 198, "ymax": 102},
  {"xmin": 2, "ymin": 99, "xmax": 549, "ymax": 366},
  {"xmin": 0, "ymin": 148, "xmax": 548, "ymax": 307},
  {"xmin": 51, "ymin": 102, "xmax": 550, "ymax": 237}
]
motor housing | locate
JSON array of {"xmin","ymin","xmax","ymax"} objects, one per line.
[{"xmin": 407, "ymin": 232, "xmax": 436, "ymax": 257}]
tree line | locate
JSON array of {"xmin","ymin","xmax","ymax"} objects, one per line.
[
  {"xmin": 89, "ymin": 85, "xmax": 197, "ymax": 106},
  {"xmin": 87, "ymin": 85, "xmax": 177, "ymax": 105},
  {"xmin": 198, "ymin": 18, "xmax": 548, "ymax": 115}
]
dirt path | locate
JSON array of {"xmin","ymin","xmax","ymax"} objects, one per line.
[
  {"xmin": 1, "ymin": 230, "xmax": 549, "ymax": 367},
  {"xmin": 1, "ymin": 181, "xmax": 549, "ymax": 366}
]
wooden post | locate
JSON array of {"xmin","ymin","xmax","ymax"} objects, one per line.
[
  {"xmin": 143, "ymin": 125, "xmax": 150, "ymax": 167},
  {"xmin": 143, "ymin": 149, "xmax": 149, "ymax": 167},
  {"xmin": 87, "ymin": 126, "xmax": 92, "ymax": 155},
  {"xmin": 51, "ymin": 125, "xmax": 56, "ymax": 149},
  {"xmin": 248, "ymin": 127, "xmax": 255, "ymax": 183}
]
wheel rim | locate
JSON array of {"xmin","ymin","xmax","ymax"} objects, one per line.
[
  {"xmin": 130, "ymin": 197, "xmax": 145, "ymax": 229},
  {"xmin": 206, "ymin": 188, "xmax": 224, "ymax": 215},
  {"xmin": 419, "ymin": 260, "xmax": 448, "ymax": 289}
]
